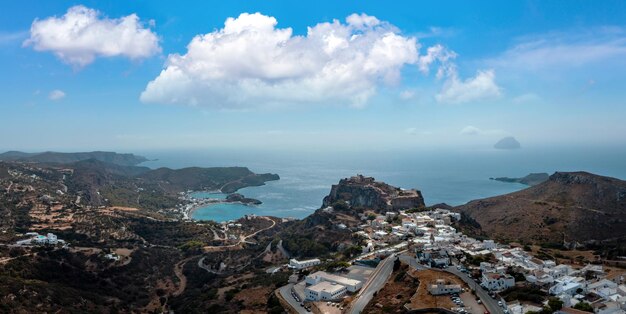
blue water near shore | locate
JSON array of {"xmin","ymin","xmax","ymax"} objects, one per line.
[
  {"xmin": 191, "ymin": 202, "xmax": 260, "ymax": 222},
  {"xmin": 139, "ymin": 146, "xmax": 626, "ymax": 222}
]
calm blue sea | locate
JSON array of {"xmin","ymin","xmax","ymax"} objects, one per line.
[{"xmin": 138, "ymin": 147, "xmax": 626, "ymax": 222}]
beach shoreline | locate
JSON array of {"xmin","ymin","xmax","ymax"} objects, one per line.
[{"xmin": 181, "ymin": 190, "xmax": 259, "ymax": 221}]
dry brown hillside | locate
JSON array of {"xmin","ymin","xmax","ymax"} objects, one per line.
[{"xmin": 456, "ymin": 172, "xmax": 626, "ymax": 247}]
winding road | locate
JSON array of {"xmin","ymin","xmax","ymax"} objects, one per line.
[
  {"xmin": 203, "ymin": 216, "xmax": 276, "ymax": 251},
  {"xmin": 173, "ymin": 256, "xmax": 195, "ymax": 296},
  {"xmin": 348, "ymin": 253, "xmax": 397, "ymax": 314}
]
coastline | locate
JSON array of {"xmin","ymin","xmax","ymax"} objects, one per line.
[{"xmin": 181, "ymin": 190, "xmax": 260, "ymax": 221}]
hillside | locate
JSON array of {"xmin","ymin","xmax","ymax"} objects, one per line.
[
  {"xmin": 0, "ymin": 151, "xmax": 149, "ymax": 166},
  {"xmin": 137, "ymin": 166, "xmax": 279, "ymax": 193},
  {"xmin": 64, "ymin": 162, "xmax": 278, "ymax": 211},
  {"xmin": 456, "ymin": 171, "xmax": 626, "ymax": 248}
]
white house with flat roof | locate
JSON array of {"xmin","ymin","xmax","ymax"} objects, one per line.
[
  {"xmin": 289, "ymin": 258, "xmax": 321, "ymax": 269},
  {"xmin": 482, "ymin": 273, "xmax": 515, "ymax": 291},
  {"xmin": 428, "ymin": 279, "xmax": 462, "ymax": 295},
  {"xmin": 305, "ymin": 271, "xmax": 363, "ymax": 292},
  {"xmin": 549, "ymin": 277, "xmax": 583, "ymax": 296},
  {"xmin": 305, "ymin": 281, "xmax": 347, "ymax": 301}
]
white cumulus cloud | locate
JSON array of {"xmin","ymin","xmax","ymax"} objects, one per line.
[
  {"xmin": 48, "ymin": 89, "xmax": 66, "ymax": 101},
  {"xmin": 459, "ymin": 125, "xmax": 506, "ymax": 136},
  {"xmin": 436, "ymin": 69, "xmax": 501, "ymax": 104},
  {"xmin": 460, "ymin": 125, "xmax": 481, "ymax": 135},
  {"xmin": 417, "ymin": 44, "xmax": 457, "ymax": 77},
  {"xmin": 141, "ymin": 12, "xmax": 421, "ymax": 109},
  {"xmin": 24, "ymin": 5, "xmax": 160, "ymax": 67}
]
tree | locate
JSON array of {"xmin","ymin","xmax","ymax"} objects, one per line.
[
  {"xmin": 573, "ymin": 302, "xmax": 594, "ymax": 313},
  {"xmin": 343, "ymin": 245, "xmax": 362, "ymax": 258},
  {"xmin": 547, "ymin": 298, "xmax": 563, "ymax": 312}
]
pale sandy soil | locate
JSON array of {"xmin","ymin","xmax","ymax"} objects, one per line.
[{"xmin": 409, "ymin": 269, "xmax": 470, "ymax": 310}]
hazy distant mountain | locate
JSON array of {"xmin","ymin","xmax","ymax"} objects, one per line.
[
  {"xmin": 0, "ymin": 151, "xmax": 149, "ymax": 166},
  {"xmin": 0, "ymin": 151, "xmax": 38, "ymax": 159},
  {"xmin": 494, "ymin": 136, "xmax": 521, "ymax": 149},
  {"xmin": 457, "ymin": 171, "xmax": 626, "ymax": 248}
]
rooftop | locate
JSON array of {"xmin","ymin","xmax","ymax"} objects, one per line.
[
  {"xmin": 307, "ymin": 281, "xmax": 345, "ymax": 294},
  {"xmin": 309, "ymin": 271, "xmax": 362, "ymax": 287}
]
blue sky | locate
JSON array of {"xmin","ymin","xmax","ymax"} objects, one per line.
[{"xmin": 1, "ymin": 0, "xmax": 626, "ymax": 152}]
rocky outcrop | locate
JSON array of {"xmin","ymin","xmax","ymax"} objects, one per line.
[
  {"xmin": 494, "ymin": 137, "xmax": 521, "ymax": 150},
  {"xmin": 490, "ymin": 173, "xmax": 549, "ymax": 186},
  {"xmin": 225, "ymin": 193, "xmax": 262, "ymax": 205},
  {"xmin": 322, "ymin": 174, "xmax": 425, "ymax": 211}
]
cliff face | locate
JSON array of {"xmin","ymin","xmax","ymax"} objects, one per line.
[
  {"xmin": 457, "ymin": 171, "xmax": 626, "ymax": 246},
  {"xmin": 322, "ymin": 174, "xmax": 425, "ymax": 211}
]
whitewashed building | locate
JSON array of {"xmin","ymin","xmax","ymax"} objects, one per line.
[
  {"xmin": 482, "ymin": 273, "xmax": 515, "ymax": 291},
  {"xmin": 305, "ymin": 281, "xmax": 347, "ymax": 301},
  {"xmin": 305, "ymin": 271, "xmax": 362, "ymax": 292},
  {"xmin": 428, "ymin": 279, "xmax": 462, "ymax": 295},
  {"xmin": 289, "ymin": 258, "xmax": 321, "ymax": 269}
]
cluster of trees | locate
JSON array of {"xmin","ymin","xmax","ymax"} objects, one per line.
[
  {"xmin": 506, "ymin": 266, "xmax": 527, "ymax": 282},
  {"xmin": 178, "ymin": 240, "xmax": 204, "ymax": 255},
  {"xmin": 573, "ymin": 302, "xmax": 594, "ymax": 312},
  {"xmin": 527, "ymin": 298, "xmax": 563, "ymax": 314},
  {"xmin": 502, "ymin": 286, "xmax": 547, "ymax": 304},
  {"xmin": 464, "ymin": 252, "xmax": 495, "ymax": 266},
  {"xmin": 282, "ymin": 235, "xmax": 332, "ymax": 258}
]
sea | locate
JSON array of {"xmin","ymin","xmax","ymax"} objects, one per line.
[{"xmin": 138, "ymin": 146, "xmax": 626, "ymax": 222}]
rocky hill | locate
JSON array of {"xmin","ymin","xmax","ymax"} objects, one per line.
[
  {"xmin": 322, "ymin": 174, "xmax": 425, "ymax": 211},
  {"xmin": 0, "ymin": 151, "xmax": 149, "ymax": 166},
  {"xmin": 494, "ymin": 136, "xmax": 521, "ymax": 149},
  {"xmin": 457, "ymin": 171, "xmax": 626, "ymax": 248}
]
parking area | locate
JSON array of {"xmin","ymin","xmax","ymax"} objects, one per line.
[
  {"xmin": 448, "ymin": 291, "xmax": 488, "ymax": 314},
  {"xmin": 460, "ymin": 291, "xmax": 487, "ymax": 314},
  {"xmin": 314, "ymin": 301, "xmax": 344, "ymax": 314},
  {"xmin": 293, "ymin": 281, "xmax": 306, "ymax": 300},
  {"xmin": 278, "ymin": 284, "xmax": 307, "ymax": 314},
  {"xmin": 343, "ymin": 265, "xmax": 374, "ymax": 283}
]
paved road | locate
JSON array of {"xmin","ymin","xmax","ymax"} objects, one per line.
[
  {"xmin": 277, "ymin": 239, "xmax": 291, "ymax": 258},
  {"xmin": 349, "ymin": 254, "xmax": 397, "ymax": 314},
  {"xmin": 399, "ymin": 253, "xmax": 427, "ymax": 270},
  {"xmin": 277, "ymin": 284, "xmax": 307, "ymax": 314},
  {"xmin": 400, "ymin": 254, "xmax": 503, "ymax": 314},
  {"xmin": 445, "ymin": 267, "xmax": 504, "ymax": 314}
]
